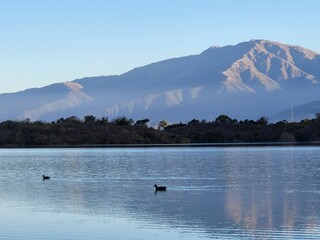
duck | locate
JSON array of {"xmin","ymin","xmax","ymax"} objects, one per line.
[
  {"xmin": 154, "ymin": 184, "xmax": 166, "ymax": 191},
  {"xmin": 43, "ymin": 175, "xmax": 50, "ymax": 180}
]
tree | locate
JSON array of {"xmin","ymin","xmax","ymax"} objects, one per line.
[
  {"xmin": 65, "ymin": 116, "xmax": 81, "ymax": 123},
  {"xmin": 135, "ymin": 119, "xmax": 150, "ymax": 127},
  {"xmin": 158, "ymin": 120, "xmax": 168, "ymax": 130},
  {"xmin": 84, "ymin": 115, "xmax": 96, "ymax": 123},
  {"xmin": 242, "ymin": 119, "xmax": 255, "ymax": 125},
  {"xmin": 200, "ymin": 119, "xmax": 207, "ymax": 124},
  {"xmin": 56, "ymin": 117, "xmax": 65, "ymax": 124},
  {"xmin": 275, "ymin": 120, "xmax": 288, "ymax": 126},
  {"xmin": 113, "ymin": 116, "xmax": 134, "ymax": 126},
  {"xmin": 99, "ymin": 117, "xmax": 109, "ymax": 124},
  {"xmin": 316, "ymin": 113, "xmax": 320, "ymax": 123},
  {"xmin": 256, "ymin": 116, "xmax": 269, "ymax": 125},
  {"xmin": 215, "ymin": 115, "xmax": 233, "ymax": 124},
  {"xmin": 188, "ymin": 119, "xmax": 200, "ymax": 125}
]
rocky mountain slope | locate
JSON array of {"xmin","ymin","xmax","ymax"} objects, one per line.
[{"xmin": 1, "ymin": 39, "xmax": 319, "ymax": 123}]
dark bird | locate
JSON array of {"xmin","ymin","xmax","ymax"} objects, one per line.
[
  {"xmin": 154, "ymin": 184, "xmax": 166, "ymax": 192},
  {"xmin": 43, "ymin": 175, "xmax": 50, "ymax": 180}
]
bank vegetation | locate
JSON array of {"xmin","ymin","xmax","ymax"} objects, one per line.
[{"xmin": 0, "ymin": 114, "xmax": 320, "ymax": 146}]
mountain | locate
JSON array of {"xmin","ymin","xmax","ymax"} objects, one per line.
[
  {"xmin": 1, "ymin": 39, "xmax": 320, "ymax": 123},
  {"xmin": 272, "ymin": 100, "xmax": 320, "ymax": 122}
]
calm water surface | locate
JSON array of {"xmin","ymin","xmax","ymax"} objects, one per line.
[{"xmin": 0, "ymin": 147, "xmax": 320, "ymax": 239}]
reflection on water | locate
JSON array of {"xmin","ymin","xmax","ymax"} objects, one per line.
[{"xmin": 0, "ymin": 147, "xmax": 320, "ymax": 239}]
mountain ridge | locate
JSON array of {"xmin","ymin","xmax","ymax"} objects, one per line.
[{"xmin": 1, "ymin": 39, "xmax": 320, "ymax": 122}]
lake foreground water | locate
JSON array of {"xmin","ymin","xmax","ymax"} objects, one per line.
[{"xmin": 0, "ymin": 147, "xmax": 319, "ymax": 239}]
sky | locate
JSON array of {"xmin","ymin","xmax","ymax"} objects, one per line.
[{"xmin": 0, "ymin": 0, "xmax": 319, "ymax": 93}]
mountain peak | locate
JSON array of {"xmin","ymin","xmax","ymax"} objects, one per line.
[
  {"xmin": 209, "ymin": 45, "xmax": 221, "ymax": 49},
  {"xmin": 221, "ymin": 39, "xmax": 320, "ymax": 93}
]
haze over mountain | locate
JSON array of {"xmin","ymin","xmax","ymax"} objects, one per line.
[{"xmin": 1, "ymin": 39, "xmax": 320, "ymax": 123}]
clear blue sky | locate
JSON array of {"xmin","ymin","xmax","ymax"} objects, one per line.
[{"xmin": 1, "ymin": 0, "xmax": 319, "ymax": 93}]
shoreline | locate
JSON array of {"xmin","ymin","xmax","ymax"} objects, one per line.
[{"xmin": 0, "ymin": 142, "xmax": 320, "ymax": 149}]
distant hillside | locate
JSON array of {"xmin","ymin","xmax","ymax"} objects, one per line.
[
  {"xmin": 273, "ymin": 100, "xmax": 320, "ymax": 122},
  {"xmin": 0, "ymin": 39, "xmax": 319, "ymax": 122}
]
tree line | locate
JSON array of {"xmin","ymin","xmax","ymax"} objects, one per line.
[{"xmin": 0, "ymin": 114, "xmax": 320, "ymax": 146}]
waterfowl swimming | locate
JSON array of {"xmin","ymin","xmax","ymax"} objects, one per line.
[
  {"xmin": 43, "ymin": 175, "xmax": 50, "ymax": 180},
  {"xmin": 154, "ymin": 184, "xmax": 166, "ymax": 191}
]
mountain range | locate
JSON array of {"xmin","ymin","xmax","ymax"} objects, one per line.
[{"xmin": 1, "ymin": 39, "xmax": 320, "ymax": 123}]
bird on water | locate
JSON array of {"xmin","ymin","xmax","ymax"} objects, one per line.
[
  {"xmin": 154, "ymin": 184, "xmax": 166, "ymax": 192},
  {"xmin": 43, "ymin": 175, "xmax": 50, "ymax": 180}
]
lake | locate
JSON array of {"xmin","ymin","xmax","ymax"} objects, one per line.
[{"xmin": 0, "ymin": 147, "xmax": 319, "ymax": 239}]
